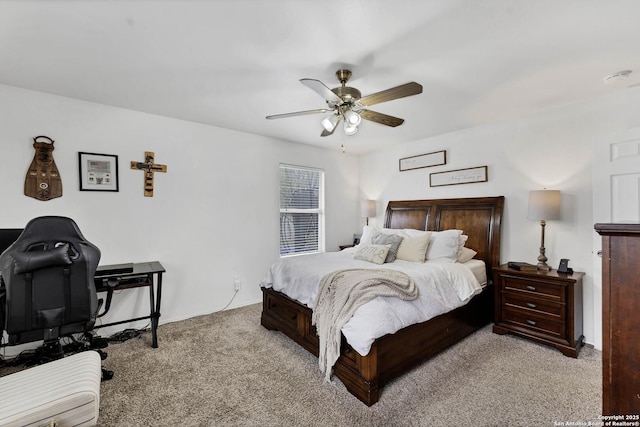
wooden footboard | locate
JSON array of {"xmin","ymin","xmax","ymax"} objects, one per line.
[{"xmin": 261, "ymin": 285, "xmax": 493, "ymax": 406}]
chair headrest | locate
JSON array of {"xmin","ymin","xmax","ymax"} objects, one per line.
[
  {"xmin": 16, "ymin": 216, "xmax": 89, "ymax": 249},
  {"xmin": 0, "ymin": 216, "xmax": 101, "ymax": 277}
]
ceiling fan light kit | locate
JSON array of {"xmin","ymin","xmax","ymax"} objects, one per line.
[
  {"xmin": 266, "ymin": 69, "xmax": 423, "ymax": 138},
  {"xmin": 321, "ymin": 114, "xmax": 338, "ymax": 132},
  {"xmin": 344, "ymin": 110, "xmax": 361, "ymax": 126},
  {"xmin": 344, "ymin": 122, "xmax": 359, "ymax": 135}
]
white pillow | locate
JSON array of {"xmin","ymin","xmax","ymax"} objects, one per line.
[
  {"xmin": 354, "ymin": 244, "xmax": 391, "ymax": 265},
  {"xmin": 458, "ymin": 246, "xmax": 477, "ymax": 263},
  {"xmin": 396, "ymin": 231, "xmax": 431, "ymax": 262},
  {"xmin": 459, "ymin": 234, "xmax": 469, "ymax": 253},
  {"xmin": 403, "ymin": 228, "xmax": 430, "ymax": 238},
  {"xmin": 426, "ymin": 229, "xmax": 464, "ymax": 262}
]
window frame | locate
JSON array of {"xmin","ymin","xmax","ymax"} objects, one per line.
[{"xmin": 279, "ymin": 164, "xmax": 325, "ymax": 257}]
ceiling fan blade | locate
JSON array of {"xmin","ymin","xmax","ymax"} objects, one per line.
[
  {"xmin": 300, "ymin": 78, "xmax": 343, "ymax": 103},
  {"xmin": 359, "ymin": 109, "xmax": 405, "ymax": 127},
  {"xmin": 359, "ymin": 82, "xmax": 423, "ymax": 107},
  {"xmin": 320, "ymin": 116, "xmax": 343, "ymax": 137},
  {"xmin": 266, "ymin": 108, "xmax": 333, "ymax": 119}
]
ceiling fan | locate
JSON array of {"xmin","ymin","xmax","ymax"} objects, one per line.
[{"xmin": 266, "ymin": 69, "xmax": 423, "ymax": 136}]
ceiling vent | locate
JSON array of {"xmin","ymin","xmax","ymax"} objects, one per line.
[{"xmin": 604, "ymin": 70, "xmax": 632, "ymax": 85}]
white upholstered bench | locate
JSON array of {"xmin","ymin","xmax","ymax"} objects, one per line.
[{"xmin": 0, "ymin": 351, "xmax": 101, "ymax": 427}]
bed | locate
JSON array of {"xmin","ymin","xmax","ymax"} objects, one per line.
[{"xmin": 260, "ymin": 196, "xmax": 504, "ymax": 406}]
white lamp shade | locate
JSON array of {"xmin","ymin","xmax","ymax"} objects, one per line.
[
  {"xmin": 344, "ymin": 110, "xmax": 361, "ymax": 126},
  {"xmin": 528, "ymin": 190, "xmax": 561, "ymax": 220},
  {"xmin": 344, "ymin": 122, "xmax": 358, "ymax": 135},
  {"xmin": 361, "ymin": 199, "xmax": 376, "ymax": 217},
  {"xmin": 321, "ymin": 114, "xmax": 338, "ymax": 132}
]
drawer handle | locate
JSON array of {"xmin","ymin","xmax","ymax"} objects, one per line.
[
  {"xmin": 526, "ymin": 319, "xmax": 537, "ymax": 326},
  {"xmin": 526, "ymin": 302, "xmax": 537, "ymax": 309},
  {"xmin": 526, "ymin": 285, "xmax": 536, "ymax": 291}
]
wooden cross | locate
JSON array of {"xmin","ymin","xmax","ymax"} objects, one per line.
[{"xmin": 130, "ymin": 151, "xmax": 167, "ymax": 197}]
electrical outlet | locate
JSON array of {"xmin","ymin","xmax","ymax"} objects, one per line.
[{"xmin": 234, "ymin": 276, "xmax": 241, "ymax": 291}]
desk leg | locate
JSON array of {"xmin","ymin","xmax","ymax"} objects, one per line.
[
  {"xmin": 147, "ymin": 273, "xmax": 158, "ymax": 348},
  {"xmin": 152, "ymin": 273, "xmax": 163, "ymax": 348}
]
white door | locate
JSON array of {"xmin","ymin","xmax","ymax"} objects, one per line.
[{"xmin": 592, "ymin": 126, "xmax": 640, "ymax": 349}]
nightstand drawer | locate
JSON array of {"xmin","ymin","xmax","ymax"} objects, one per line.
[
  {"xmin": 503, "ymin": 291, "xmax": 564, "ymax": 319},
  {"xmin": 503, "ymin": 307, "xmax": 565, "ymax": 339},
  {"xmin": 501, "ymin": 275, "xmax": 565, "ymax": 302}
]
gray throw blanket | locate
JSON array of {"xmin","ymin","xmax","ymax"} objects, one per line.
[{"xmin": 311, "ymin": 268, "xmax": 418, "ymax": 382}]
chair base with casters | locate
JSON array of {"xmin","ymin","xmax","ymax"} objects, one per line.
[{"xmin": 9, "ymin": 331, "xmax": 115, "ymax": 381}]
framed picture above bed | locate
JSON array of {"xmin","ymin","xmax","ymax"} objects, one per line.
[
  {"xmin": 399, "ymin": 150, "xmax": 446, "ymax": 171},
  {"xmin": 78, "ymin": 152, "xmax": 119, "ymax": 192},
  {"xmin": 429, "ymin": 165, "xmax": 488, "ymax": 187}
]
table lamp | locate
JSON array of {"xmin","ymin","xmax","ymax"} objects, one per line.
[
  {"xmin": 528, "ymin": 189, "xmax": 561, "ymax": 271},
  {"xmin": 361, "ymin": 200, "xmax": 376, "ymax": 226}
]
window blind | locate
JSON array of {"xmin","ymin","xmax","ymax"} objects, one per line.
[{"xmin": 279, "ymin": 165, "xmax": 324, "ymax": 256}]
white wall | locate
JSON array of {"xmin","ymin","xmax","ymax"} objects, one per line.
[
  {"xmin": 358, "ymin": 87, "xmax": 640, "ymax": 350},
  {"xmin": 0, "ymin": 84, "xmax": 360, "ymax": 343}
]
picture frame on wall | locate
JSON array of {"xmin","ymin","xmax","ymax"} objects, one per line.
[
  {"xmin": 429, "ymin": 166, "xmax": 488, "ymax": 187},
  {"xmin": 78, "ymin": 152, "xmax": 119, "ymax": 192},
  {"xmin": 399, "ymin": 150, "xmax": 446, "ymax": 171}
]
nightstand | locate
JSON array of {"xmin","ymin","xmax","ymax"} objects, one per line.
[
  {"xmin": 339, "ymin": 244, "xmax": 354, "ymax": 250},
  {"xmin": 492, "ymin": 264, "xmax": 584, "ymax": 357}
]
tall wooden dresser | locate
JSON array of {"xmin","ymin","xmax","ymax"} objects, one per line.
[{"xmin": 595, "ymin": 223, "xmax": 640, "ymax": 416}]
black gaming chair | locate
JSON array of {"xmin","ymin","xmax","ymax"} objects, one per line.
[{"xmin": 0, "ymin": 216, "xmax": 101, "ymax": 361}]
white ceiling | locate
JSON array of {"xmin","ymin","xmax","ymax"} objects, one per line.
[{"xmin": 2, "ymin": 0, "xmax": 640, "ymax": 154}]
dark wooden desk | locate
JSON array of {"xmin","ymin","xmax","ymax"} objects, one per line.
[{"xmin": 94, "ymin": 261, "xmax": 165, "ymax": 348}]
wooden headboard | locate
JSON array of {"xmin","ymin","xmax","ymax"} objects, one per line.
[{"xmin": 384, "ymin": 196, "xmax": 504, "ymax": 279}]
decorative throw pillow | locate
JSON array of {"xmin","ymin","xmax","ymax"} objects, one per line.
[
  {"xmin": 395, "ymin": 231, "xmax": 431, "ymax": 262},
  {"xmin": 458, "ymin": 246, "xmax": 477, "ymax": 263},
  {"xmin": 371, "ymin": 231, "xmax": 404, "ymax": 263},
  {"xmin": 426, "ymin": 229, "xmax": 464, "ymax": 262},
  {"xmin": 358, "ymin": 225, "xmax": 399, "ymax": 247},
  {"xmin": 354, "ymin": 244, "xmax": 391, "ymax": 265}
]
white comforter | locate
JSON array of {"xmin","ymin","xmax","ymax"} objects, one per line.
[{"xmin": 260, "ymin": 247, "xmax": 483, "ymax": 356}]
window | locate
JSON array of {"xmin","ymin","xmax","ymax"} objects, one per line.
[{"xmin": 279, "ymin": 164, "xmax": 325, "ymax": 256}]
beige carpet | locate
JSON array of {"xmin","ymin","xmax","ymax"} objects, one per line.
[{"xmin": 93, "ymin": 303, "xmax": 602, "ymax": 426}]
